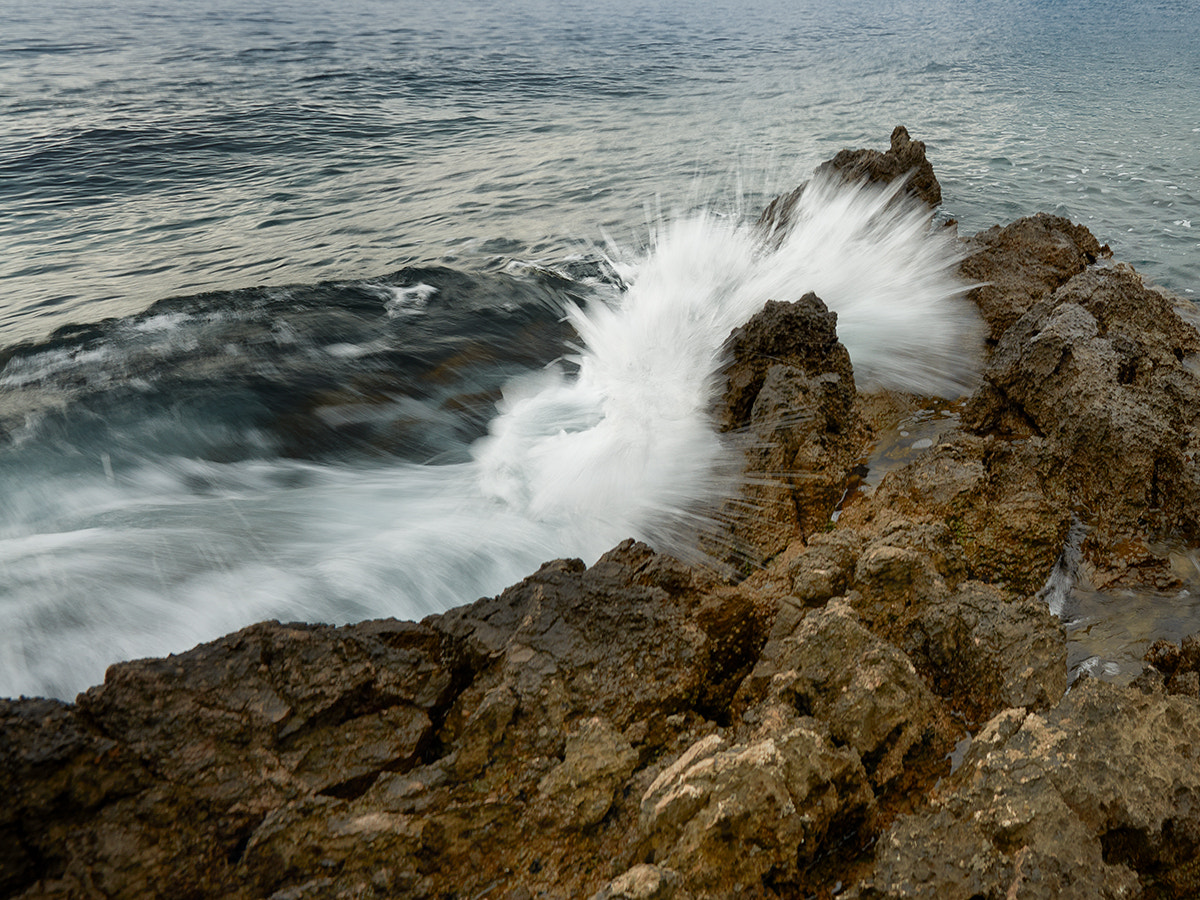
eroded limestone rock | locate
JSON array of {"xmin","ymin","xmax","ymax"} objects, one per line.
[
  {"xmin": 857, "ymin": 679, "xmax": 1200, "ymax": 899},
  {"xmin": 640, "ymin": 723, "xmax": 873, "ymax": 895}
]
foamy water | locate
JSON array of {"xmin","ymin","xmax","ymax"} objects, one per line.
[{"xmin": 0, "ymin": 177, "xmax": 979, "ymax": 699}]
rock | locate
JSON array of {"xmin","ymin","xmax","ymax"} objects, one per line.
[
  {"xmin": 740, "ymin": 599, "xmax": 954, "ymax": 790},
  {"xmin": 639, "ymin": 723, "xmax": 874, "ymax": 895},
  {"xmin": 840, "ymin": 432, "xmax": 1071, "ymax": 596},
  {"xmin": 1135, "ymin": 633, "xmax": 1200, "ymax": 698},
  {"xmin": 76, "ymin": 618, "xmax": 452, "ymax": 805},
  {"xmin": 815, "ymin": 125, "xmax": 943, "ymax": 208},
  {"xmin": 718, "ymin": 295, "xmax": 850, "ymax": 431},
  {"xmin": 2, "ymin": 618, "xmax": 454, "ymax": 900},
  {"xmin": 7, "ymin": 136, "xmax": 1200, "ymax": 900},
  {"xmin": 537, "ymin": 716, "xmax": 639, "ymax": 829},
  {"xmin": 431, "ymin": 542, "xmax": 713, "ymax": 740},
  {"xmin": 788, "ymin": 529, "xmax": 864, "ymax": 605},
  {"xmin": 857, "ymin": 679, "xmax": 1200, "ymax": 899},
  {"xmin": 590, "ymin": 864, "xmax": 685, "ymax": 900},
  {"xmin": 959, "ymin": 212, "xmax": 1111, "ymax": 342},
  {"xmin": 759, "ymin": 126, "xmax": 942, "ymax": 235},
  {"xmin": 907, "ymin": 581, "xmax": 1067, "ymax": 725},
  {"xmin": 0, "ymin": 698, "xmax": 143, "ymax": 896},
  {"xmin": 964, "ymin": 264, "xmax": 1200, "ymax": 584},
  {"xmin": 714, "ymin": 294, "xmax": 870, "ymax": 564}
]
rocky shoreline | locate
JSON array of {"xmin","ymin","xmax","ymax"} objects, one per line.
[{"xmin": 6, "ymin": 129, "xmax": 1200, "ymax": 899}]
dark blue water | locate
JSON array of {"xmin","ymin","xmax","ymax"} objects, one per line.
[{"xmin": 2, "ymin": 0, "xmax": 1199, "ymax": 698}]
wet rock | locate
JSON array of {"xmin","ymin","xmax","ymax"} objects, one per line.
[
  {"xmin": 718, "ymin": 295, "xmax": 850, "ymax": 431},
  {"xmin": 788, "ymin": 529, "xmax": 865, "ymax": 605},
  {"xmin": 715, "ymin": 295, "xmax": 870, "ymax": 564},
  {"xmin": 430, "ymin": 542, "xmax": 712, "ymax": 741},
  {"xmin": 759, "ymin": 126, "xmax": 942, "ymax": 234},
  {"xmin": 964, "ymin": 265, "xmax": 1200, "ymax": 583},
  {"xmin": 76, "ymin": 618, "xmax": 452, "ymax": 806},
  {"xmin": 907, "ymin": 581, "xmax": 1067, "ymax": 725},
  {"xmin": 2, "ymin": 618, "xmax": 454, "ymax": 899},
  {"xmin": 1136, "ymin": 633, "xmax": 1200, "ymax": 698},
  {"xmin": 959, "ymin": 212, "xmax": 1111, "ymax": 342},
  {"xmin": 840, "ymin": 425, "xmax": 1071, "ymax": 597},
  {"xmin": 815, "ymin": 125, "xmax": 943, "ymax": 208},
  {"xmin": 0, "ymin": 698, "xmax": 143, "ymax": 896},
  {"xmin": 857, "ymin": 679, "xmax": 1200, "ymax": 899}
]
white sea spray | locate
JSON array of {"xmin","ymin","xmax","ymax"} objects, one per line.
[
  {"xmin": 474, "ymin": 174, "xmax": 982, "ymax": 544},
  {"xmin": 0, "ymin": 177, "xmax": 982, "ymax": 700}
]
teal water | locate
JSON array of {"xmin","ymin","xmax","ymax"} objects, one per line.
[{"xmin": 3, "ymin": 0, "xmax": 1198, "ymax": 343}]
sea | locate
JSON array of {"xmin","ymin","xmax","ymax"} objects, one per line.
[{"xmin": 2, "ymin": 0, "xmax": 1199, "ymax": 700}]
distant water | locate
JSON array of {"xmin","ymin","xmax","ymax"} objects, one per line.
[{"xmin": 2, "ymin": 0, "xmax": 1199, "ymax": 698}]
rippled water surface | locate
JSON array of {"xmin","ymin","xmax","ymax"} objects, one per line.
[{"xmin": 4, "ymin": 0, "xmax": 1199, "ymax": 343}]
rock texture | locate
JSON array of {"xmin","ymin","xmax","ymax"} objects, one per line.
[
  {"xmin": 964, "ymin": 263, "xmax": 1200, "ymax": 589},
  {"xmin": 960, "ymin": 213, "xmax": 1111, "ymax": 342},
  {"xmin": 6, "ymin": 128, "xmax": 1200, "ymax": 900},
  {"xmin": 855, "ymin": 679, "xmax": 1200, "ymax": 900},
  {"xmin": 716, "ymin": 294, "xmax": 871, "ymax": 565},
  {"xmin": 759, "ymin": 125, "xmax": 942, "ymax": 235}
]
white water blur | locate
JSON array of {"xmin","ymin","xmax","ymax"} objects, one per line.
[{"xmin": 0, "ymin": 176, "xmax": 980, "ymax": 699}]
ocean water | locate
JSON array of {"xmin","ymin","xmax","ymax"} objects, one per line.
[{"xmin": 2, "ymin": 0, "xmax": 1199, "ymax": 699}]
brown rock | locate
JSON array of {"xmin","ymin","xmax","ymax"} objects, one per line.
[
  {"xmin": 960, "ymin": 212, "xmax": 1111, "ymax": 342},
  {"xmin": 537, "ymin": 716, "xmax": 639, "ymax": 829},
  {"xmin": 639, "ymin": 722, "xmax": 874, "ymax": 896},
  {"xmin": 964, "ymin": 264, "xmax": 1200, "ymax": 581},
  {"xmin": 857, "ymin": 679, "xmax": 1200, "ymax": 899},
  {"xmin": 714, "ymin": 294, "xmax": 870, "ymax": 564},
  {"xmin": 740, "ymin": 599, "xmax": 954, "ymax": 790},
  {"xmin": 590, "ymin": 864, "xmax": 686, "ymax": 900},
  {"xmin": 907, "ymin": 580, "xmax": 1067, "ymax": 726},
  {"xmin": 759, "ymin": 126, "xmax": 943, "ymax": 235}
]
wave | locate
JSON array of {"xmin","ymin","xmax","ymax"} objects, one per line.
[{"xmin": 0, "ymin": 175, "xmax": 981, "ymax": 699}]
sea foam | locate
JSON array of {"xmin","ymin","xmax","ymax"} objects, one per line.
[
  {"xmin": 474, "ymin": 174, "xmax": 981, "ymax": 548},
  {"xmin": 0, "ymin": 176, "xmax": 981, "ymax": 699}
]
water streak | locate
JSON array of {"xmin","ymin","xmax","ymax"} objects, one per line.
[{"xmin": 0, "ymin": 177, "xmax": 980, "ymax": 699}]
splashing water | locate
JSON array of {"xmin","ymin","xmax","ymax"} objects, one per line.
[{"xmin": 0, "ymin": 177, "xmax": 980, "ymax": 699}]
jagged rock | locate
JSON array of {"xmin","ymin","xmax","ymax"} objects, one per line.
[
  {"xmin": 715, "ymin": 294, "xmax": 870, "ymax": 563},
  {"xmin": 856, "ymin": 679, "xmax": 1200, "ymax": 899},
  {"xmin": 739, "ymin": 599, "xmax": 954, "ymax": 790},
  {"xmin": 1, "ymin": 619, "xmax": 454, "ymax": 899},
  {"xmin": 964, "ymin": 264, "xmax": 1200, "ymax": 585},
  {"xmin": 590, "ymin": 864, "xmax": 686, "ymax": 900},
  {"xmin": 7, "ymin": 135, "xmax": 1200, "ymax": 900},
  {"xmin": 788, "ymin": 529, "xmax": 864, "ymax": 605},
  {"xmin": 815, "ymin": 125, "xmax": 943, "ymax": 208},
  {"xmin": 906, "ymin": 580, "xmax": 1067, "ymax": 725},
  {"xmin": 759, "ymin": 126, "xmax": 942, "ymax": 234},
  {"xmin": 639, "ymin": 723, "xmax": 874, "ymax": 896},
  {"xmin": 959, "ymin": 212, "xmax": 1111, "ymax": 342},
  {"xmin": 77, "ymin": 618, "xmax": 452, "ymax": 805},
  {"xmin": 1135, "ymin": 633, "xmax": 1200, "ymax": 698},
  {"xmin": 836, "ymin": 424, "xmax": 1071, "ymax": 597},
  {"xmin": 537, "ymin": 716, "xmax": 639, "ymax": 829}
]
